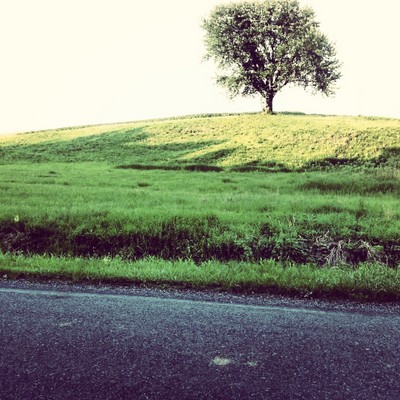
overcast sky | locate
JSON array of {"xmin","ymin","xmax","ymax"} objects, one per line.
[{"xmin": 0, "ymin": 0, "xmax": 399, "ymax": 134}]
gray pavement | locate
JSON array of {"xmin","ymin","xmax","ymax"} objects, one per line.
[{"xmin": 1, "ymin": 280, "xmax": 399, "ymax": 399}]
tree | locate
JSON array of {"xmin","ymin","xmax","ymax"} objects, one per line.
[{"xmin": 202, "ymin": 0, "xmax": 341, "ymax": 114}]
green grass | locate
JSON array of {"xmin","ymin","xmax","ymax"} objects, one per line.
[
  {"xmin": 1, "ymin": 253, "xmax": 399, "ymax": 301},
  {"xmin": 1, "ymin": 112, "xmax": 399, "ymax": 300},
  {"xmin": 0, "ymin": 164, "xmax": 399, "ymax": 268},
  {"xmin": 1, "ymin": 113, "xmax": 399, "ymax": 169}
]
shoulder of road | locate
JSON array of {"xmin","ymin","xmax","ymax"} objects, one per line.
[{"xmin": 1, "ymin": 278, "xmax": 399, "ymax": 317}]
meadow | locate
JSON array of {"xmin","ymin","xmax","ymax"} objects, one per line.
[{"xmin": 1, "ymin": 113, "xmax": 399, "ymax": 299}]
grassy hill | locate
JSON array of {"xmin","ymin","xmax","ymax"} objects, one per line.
[
  {"xmin": 1, "ymin": 113, "xmax": 399, "ymax": 170},
  {"xmin": 1, "ymin": 113, "xmax": 400, "ymax": 299}
]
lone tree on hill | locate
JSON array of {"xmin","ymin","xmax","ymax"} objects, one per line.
[{"xmin": 202, "ymin": 0, "xmax": 341, "ymax": 113}]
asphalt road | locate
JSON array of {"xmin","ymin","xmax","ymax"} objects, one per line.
[{"xmin": 1, "ymin": 280, "xmax": 399, "ymax": 400}]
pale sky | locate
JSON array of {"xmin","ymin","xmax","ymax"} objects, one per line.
[{"xmin": 0, "ymin": 0, "xmax": 399, "ymax": 134}]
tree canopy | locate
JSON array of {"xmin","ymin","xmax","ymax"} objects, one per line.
[{"xmin": 202, "ymin": 0, "xmax": 341, "ymax": 113}]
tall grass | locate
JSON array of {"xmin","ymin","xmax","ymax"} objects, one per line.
[
  {"xmin": 0, "ymin": 164, "xmax": 399, "ymax": 266},
  {"xmin": 1, "ymin": 253, "xmax": 399, "ymax": 300}
]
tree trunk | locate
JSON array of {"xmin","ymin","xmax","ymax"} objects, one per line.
[{"xmin": 264, "ymin": 93, "xmax": 275, "ymax": 114}]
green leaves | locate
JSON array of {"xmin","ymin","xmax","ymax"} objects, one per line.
[{"xmin": 203, "ymin": 0, "xmax": 341, "ymax": 112}]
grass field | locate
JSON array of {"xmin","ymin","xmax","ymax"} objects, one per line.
[
  {"xmin": 1, "ymin": 113, "xmax": 399, "ymax": 299},
  {"xmin": 1, "ymin": 113, "xmax": 399, "ymax": 168}
]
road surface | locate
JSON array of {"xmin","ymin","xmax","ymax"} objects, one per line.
[{"xmin": 1, "ymin": 280, "xmax": 399, "ymax": 399}]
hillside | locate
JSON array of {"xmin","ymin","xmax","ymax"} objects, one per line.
[
  {"xmin": 1, "ymin": 112, "xmax": 400, "ymax": 298},
  {"xmin": 1, "ymin": 113, "xmax": 399, "ymax": 170}
]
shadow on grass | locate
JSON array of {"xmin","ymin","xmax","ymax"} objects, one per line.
[
  {"xmin": 0, "ymin": 128, "xmax": 230, "ymax": 166},
  {"xmin": 299, "ymin": 146, "xmax": 400, "ymax": 171},
  {"xmin": 231, "ymin": 160, "xmax": 292, "ymax": 173},
  {"xmin": 1, "ymin": 125, "xmax": 399, "ymax": 174}
]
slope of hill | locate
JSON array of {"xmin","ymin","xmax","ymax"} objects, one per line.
[
  {"xmin": 1, "ymin": 113, "xmax": 400, "ymax": 298},
  {"xmin": 1, "ymin": 113, "xmax": 399, "ymax": 169}
]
